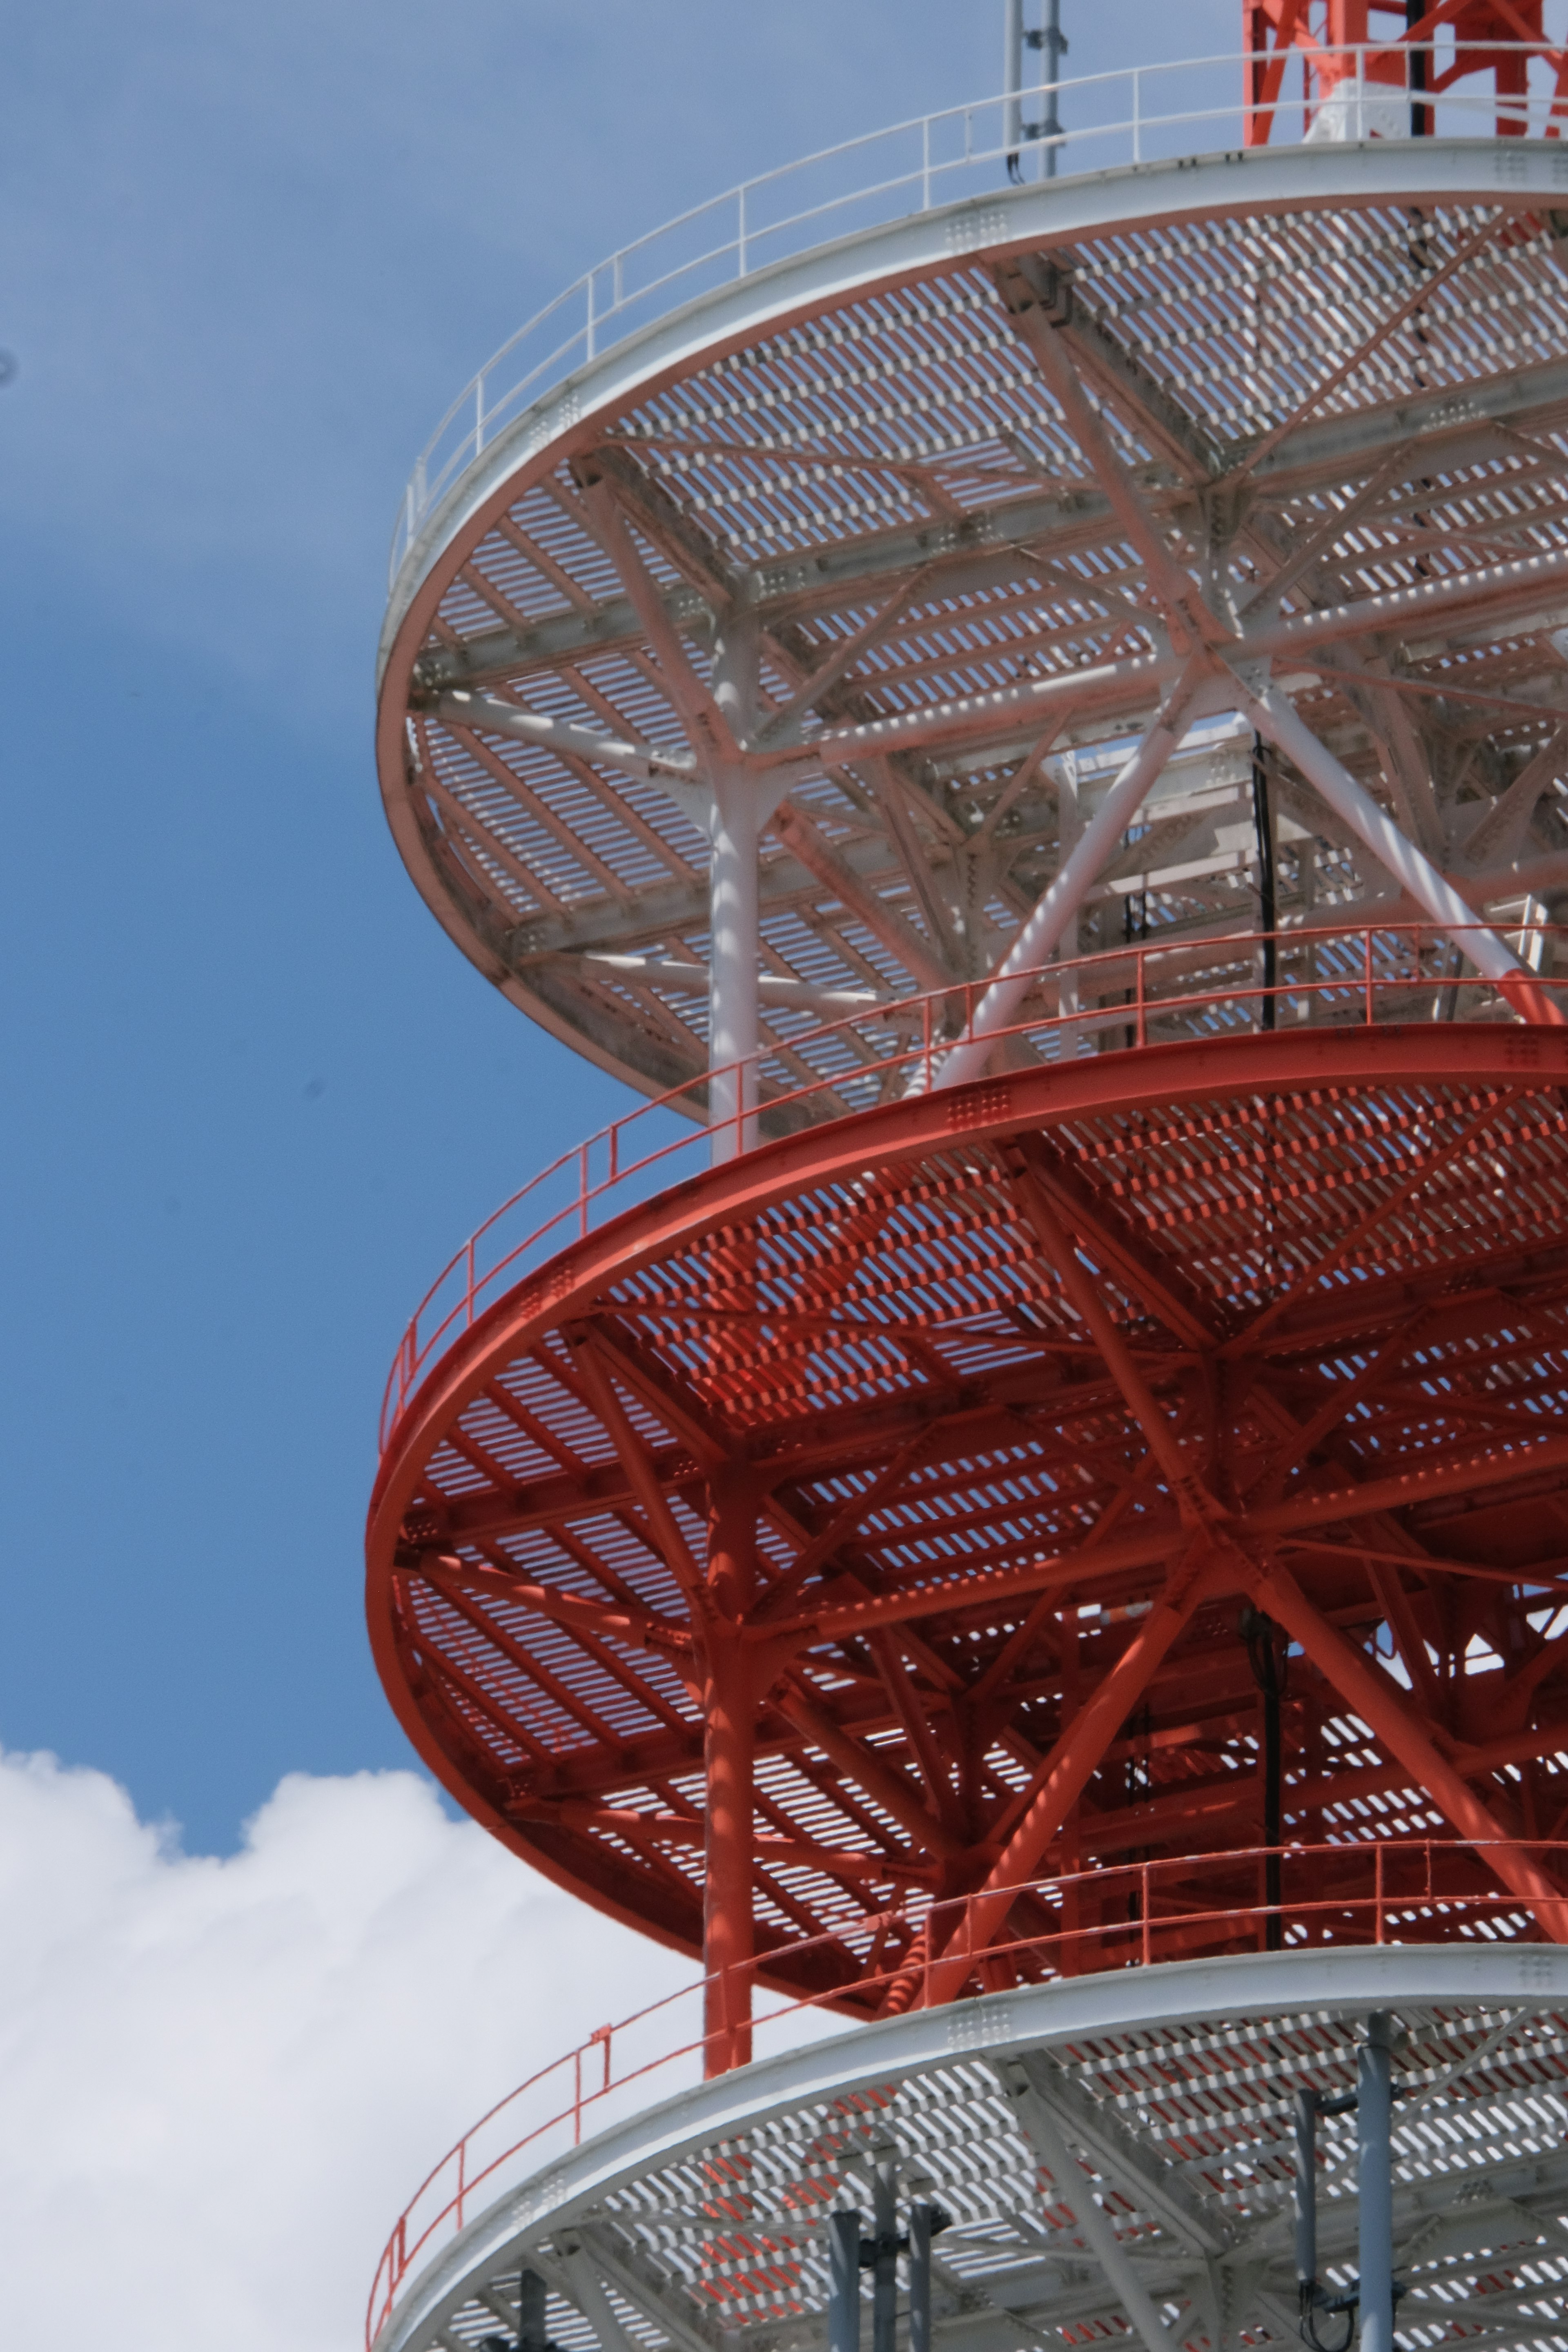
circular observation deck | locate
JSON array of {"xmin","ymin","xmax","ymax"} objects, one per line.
[
  {"xmin": 371, "ymin": 43, "xmax": 1568, "ymax": 2067},
  {"xmin": 370, "ymin": 1944, "xmax": 1568, "ymax": 2352},
  {"xmin": 369, "ymin": 948, "xmax": 1568, "ymax": 2020},
  {"xmin": 378, "ymin": 60, "xmax": 1568, "ymax": 1114}
]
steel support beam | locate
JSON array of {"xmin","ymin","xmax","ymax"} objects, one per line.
[
  {"xmin": 1236, "ymin": 678, "xmax": 1563, "ymax": 1025},
  {"xmin": 702, "ymin": 1464, "xmax": 759, "ymax": 2075},
  {"xmin": 1252, "ymin": 1556, "xmax": 1568, "ymax": 1940},
  {"xmin": 1003, "ymin": 2055, "xmax": 1186, "ymax": 2352},
  {"xmin": 923, "ymin": 1544, "xmax": 1227, "ymax": 2002},
  {"xmin": 932, "ymin": 660, "xmax": 1208, "ymax": 1089}
]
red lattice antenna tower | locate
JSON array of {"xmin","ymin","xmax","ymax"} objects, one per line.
[
  {"xmin": 1246, "ymin": 2, "xmax": 1568, "ymax": 144},
  {"xmin": 368, "ymin": 0, "xmax": 1568, "ymax": 2106},
  {"xmin": 363, "ymin": 29, "xmax": 1568, "ymax": 2352}
]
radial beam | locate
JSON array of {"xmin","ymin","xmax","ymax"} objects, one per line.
[
  {"xmin": 923, "ymin": 1541, "xmax": 1228, "ymax": 2002},
  {"xmin": 1235, "ymin": 677, "xmax": 1562, "ymax": 1024},
  {"xmin": 1002, "ymin": 2056, "xmax": 1188, "ymax": 2352},
  {"xmin": 1251, "ymin": 1555, "xmax": 1568, "ymax": 1941},
  {"xmin": 931, "ymin": 659, "xmax": 1210, "ymax": 1089}
]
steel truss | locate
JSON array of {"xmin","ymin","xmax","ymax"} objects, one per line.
[
  {"xmin": 372, "ymin": 127, "xmax": 1568, "ymax": 2077},
  {"xmin": 379, "ymin": 145, "xmax": 1568, "ymax": 1136}
]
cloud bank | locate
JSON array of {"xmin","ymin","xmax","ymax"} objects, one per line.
[{"xmin": 0, "ymin": 1751, "xmax": 696, "ymax": 2352}]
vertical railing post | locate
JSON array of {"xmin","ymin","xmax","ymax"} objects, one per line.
[
  {"xmin": 737, "ymin": 183, "xmax": 748, "ymax": 276},
  {"xmin": 1141, "ymin": 1860, "xmax": 1152, "ymax": 1964},
  {"xmin": 579, "ymin": 1143, "xmax": 590, "ymax": 1238},
  {"xmin": 922, "ymin": 994, "xmax": 933, "ymax": 1094},
  {"xmin": 922, "ymin": 114, "xmax": 932, "ymax": 209},
  {"xmin": 465, "ymin": 1238, "xmax": 476, "ymax": 1328},
  {"xmin": 1375, "ymin": 1838, "xmax": 1385, "ymax": 1943},
  {"xmin": 1132, "ymin": 66, "xmax": 1142, "ymax": 163},
  {"xmin": 475, "ymin": 376, "xmax": 485, "ymax": 457},
  {"xmin": 1364, "ymin": 926, "xmax": 1374, "ymax": 1025},
  {"xmin": 574, "ymin": 2046, "xmax": 583, "ymax": 2145},
  {"xmin": 1135, "ymin": 944, "xmax": 1147, "ymax": 1047}
]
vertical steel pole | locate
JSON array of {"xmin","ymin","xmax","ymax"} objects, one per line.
[
  {"xmin": 1293, "ymin": 2090, "xmax": 1318, "ymax": 2315},
  {"xmin": 829, "ymin": 2210, "xmax": 862, "ymax": 2352},
  {"xmin": 1042, "ymin": 0, "xmax": 1065, "ymax": 177},
  {"xmin": 702, "ymin": 1463, "xmax": 757, "ymax": 2075},
  {"xmin": 708, "ymin": 603, "xmax": 761, "ymax": 1166},
  {"xmin": 872, "ymin": 2148, "xmax": 898, "ymax": 2352},
  {"xmin": 1003, "ymin": 0, "xmax": 1025, "ymax": 156},
  {"xmin": 908, "ymin": 2205, "xmax": 934, "ymax": 2352},
  {"xmin": 1359, "ymin": 2014, "xmax": 1394, "ymax": 2352}
]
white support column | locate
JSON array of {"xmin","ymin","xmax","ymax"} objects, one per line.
[
  {"xmin": 1239, "ymin": 678, "xmax": 1564, "ymax": 1025},
  {"xmin": 708, "ymin": 603, "xmax": 764, "ymax": 1164},
  {"xmin": 708, "ymin": 764, "xmax": 760, "ymax": 1162},
  {"xmin": 930, "ymin": 658, "xmax": 1208, "ymax": 1090}
]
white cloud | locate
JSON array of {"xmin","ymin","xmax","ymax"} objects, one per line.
[{"xmin": 0, "ymin": 1750, "xmax": 697, "ymax": 2352}]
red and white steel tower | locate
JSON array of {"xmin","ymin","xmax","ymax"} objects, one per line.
[{"xmin": 367, "ymin": 18, "xmax": 1568, "ymax": 2352}]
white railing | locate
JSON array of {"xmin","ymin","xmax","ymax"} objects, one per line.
[{"xmin": 389, "ymin": 42, "xmax": 1568, "ymax": 587}]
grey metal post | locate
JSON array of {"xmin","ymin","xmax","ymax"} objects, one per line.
[
  {"xmin": 1293, "ymin": 2091, "xmax": 1317, "ymax": 2311},
  {"xmin": 1359, "ymin": 2015, "xmax": 1394, "ymax": 2352},
  {"xmin": 1041, "ymin": 0, "xmax": 1065, "ymax": 176},
  {"xmin": 1003, "ymin": 0, "xmax": 1025, "ymax": 154},
  {"xmin": 829, "ymin": 2209, "xmax": 862, "ymax": 2352},
  {"xmin": 908, "ymin": 2205, "xmax": 933, "ymax": 2352},
  {"xmin": 872, "ymin": 2150, "xmax": 898, "ymax": 2352}
]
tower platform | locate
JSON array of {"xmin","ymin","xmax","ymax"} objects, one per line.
[
  {"xmin": 369, "ymin": 1945, "xmax": 1568, "ymax": 2352},
  {"xmin": 369, "ymin": 28, "xmax": 1568, "ymax": 2352}
]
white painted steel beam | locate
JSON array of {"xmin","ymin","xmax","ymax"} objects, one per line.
[
  {"xmin": 436, "ymin": 688, "xmax": 699, "ymax": 788},
  {"xmin": 929, "ymin": 659, "xmax": 1210, "ymax": 1090},
  {"xmin": 1003, "ymin": 2056, "xmax": 1187, "ymax": 2352},
  {"xmin": 1236, "ymin": 679, "xmax": 1562, "ymax": 1020}
]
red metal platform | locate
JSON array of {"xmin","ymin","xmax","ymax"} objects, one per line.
[{"xmin": 369, "ymin": 932, "xmax": 1568, "ymax": 2075}]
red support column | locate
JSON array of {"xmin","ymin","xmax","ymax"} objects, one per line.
[{"xmin": 702, "ymin": 1463, "xmax": 758, "ymax": 2076}]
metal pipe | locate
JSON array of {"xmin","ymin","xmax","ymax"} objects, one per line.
[
  {"xmin": 1252, "ymin": 740, "xmax": 1277, "ymax": 1032},
  {"xmin": 1041, "ymin": 0, "xmax": 1065, "ymax": 176},
  {"xmin": 702, "ymin": 1466, "xmax": 757, "ymax": 2075},
  {"xmin": 1294, "ymin": 2091, "xmax": 1318, "ymax": 2311},
  {"xmin": 1014, "ymin": 2080, "xmax": 1181, "ymax": 2352},
  {"xmin": 829, "ymin": 2210, "xmax": 862, "ymax": 2352},
  {"xmin": 1359, "ymin": 2015, "xmax": 1394, "ymax": 2352},
  {"xmin": 1240, "ymin": 680, "xmax": 1564, "ymax": 1026},
  {"xmin": 1003, "ymin": 0, "xmax": 1025, "ymax": 156},
  {"xmin": 908, "ymin": 2205, "xmax": 934, "ymax": 2352},
  {"xmin": 872, "ymin": 2148, "xmax": 898, "ymax": 2352},
  {"xmin": 931, "ymin": 657, "xmax": 1207, "ymax": 1089}
]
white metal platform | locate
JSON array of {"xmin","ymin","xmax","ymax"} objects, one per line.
[{"xmin": 376, "ymin": 1946, "xmax": 1568, "ymax": 2352}]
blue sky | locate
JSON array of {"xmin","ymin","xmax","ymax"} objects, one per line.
[{"xmin": 0, "ymin": 0, "xmax": 1236, "ymax": 1853}]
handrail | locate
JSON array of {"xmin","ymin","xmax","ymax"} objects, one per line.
[
  {"xmin": 366, "ymin": 1833, "xmax": 1568, "ymax": 2348},
  {"xmin": 377, "ymin": 919, "xmax": 1567, "ymax": 1454},
  {"xmin": 389, "ymin": 40, "xmax": 1568, "ymax": 586}
]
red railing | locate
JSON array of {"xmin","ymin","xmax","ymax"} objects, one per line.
[
  {"xmin": 378, "ymin": 919, "xmax": 1566, "ymax": 1452},
  {"xmin": 366, "ymin": 1834, "xmax": 1568, "ymax": 2349}
]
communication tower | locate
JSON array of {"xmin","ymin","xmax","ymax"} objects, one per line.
[{"xmin": 368, "ymin": 15, "xmax": 1568, "ymax": 2352}]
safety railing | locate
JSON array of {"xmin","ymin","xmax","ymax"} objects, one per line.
[
  {"xmin": 367, "ymin": 1833, "xmax": 1568, "ymax": 2348},
  {"xmin": 377, "ymin": 919, "xmax": 1565, "ymax": 1453},
  {"xmin": 390, "ymin": 40, "xmax": 1568, "ymax": 585}
]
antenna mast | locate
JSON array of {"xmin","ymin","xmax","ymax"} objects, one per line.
[{"xmin": 1004, "ymin": 0, "xmax": 1067, "ymax": 180}]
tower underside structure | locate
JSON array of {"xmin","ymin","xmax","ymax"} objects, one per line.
[
  {"xmin": 373, "ymin": 123, "xmax": 1568, "ymax": 2065},
  {"xmin": 356, "ymin": 33, "xmax": 1568, "ymax": 2342}
]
